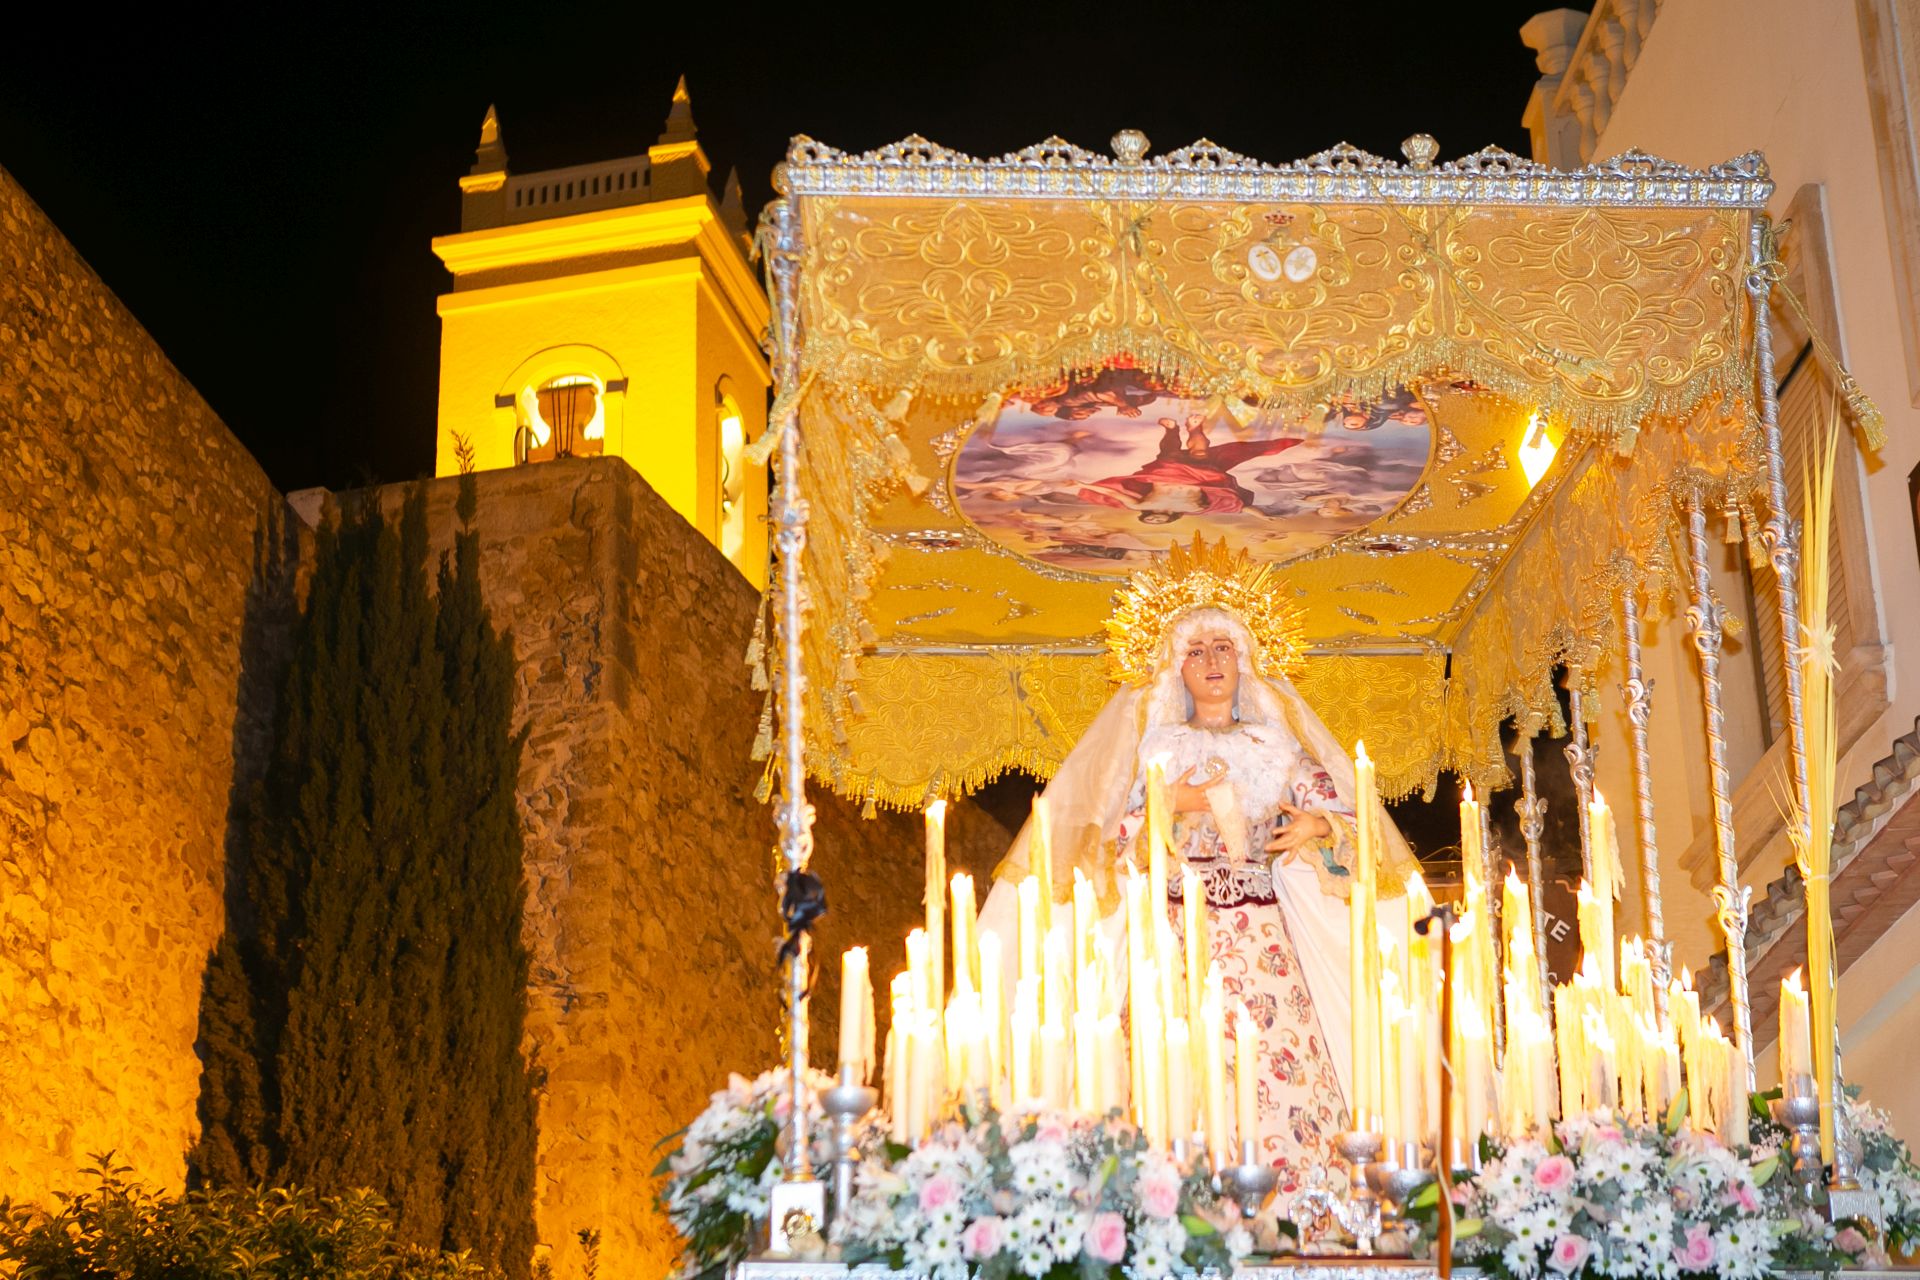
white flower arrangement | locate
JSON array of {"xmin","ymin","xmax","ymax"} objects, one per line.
[
  {"xmin": 654, "ymin": 1066, "xmax": 839, "ymax": 1280},
  {"xmin": 835, "ymin": 1105, "xmax": 1252, "ymax": 1280},
  {"xmin": 1451, "ymin": 1112, "xmax": 1796, "ymax": 1280}
]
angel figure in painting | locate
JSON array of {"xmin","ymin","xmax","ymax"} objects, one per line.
[{"xmin": 980, "ymin": 537, "xmax": 1415, "ymax": 1190}]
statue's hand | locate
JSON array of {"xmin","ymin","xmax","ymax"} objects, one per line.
[
  {"xmin": 1266, "ymin": 802, "xmax": 1332, "ymax": 863},
  {"xmin": 1168, "ymin": 764, "xmax": 1218, "ymax": 814}
]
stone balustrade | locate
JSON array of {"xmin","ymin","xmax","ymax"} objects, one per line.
[{"xmin": 1522, "ymin": 1, "xmax": 1662, "ymax": 168}]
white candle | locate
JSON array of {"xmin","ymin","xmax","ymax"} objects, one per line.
[
  {"xmin": 952, "ymin": 873, "xmax": 980, "ymax": 994},
  {"xmin": 1099, "ymin": 1014, "xmax": 1129, "ymax": 1114},
  {"xmin": 1202, "ymin": 973, "xmax": 1229, "ymax": 1164},
  {"xmin": 1780, "ymin": 967, "xmax": 1813, "ymax": 1087},
  {"xmin": 839, "ymin": 946, "xmax": 873, "ymax": 1082},
  {"xmin": 1075, "ymin": 1009, "xmax": 1099, "ymax": 1113},
  {"xmin": 979, "ymin": 933, "xmax": 1005, "ymax": 1100},
  {"xmin": 1234, "ymin": 1002, "xmax": 1258, "ymax": 1152},
  {"xmin": 1018, "ymin": 876, "xmax": 1042, "ymax": 985},
  {"xmin": 1041, "ymin": 1018, "xmax": 1069, "ymax": 1111},
  {"xmin": 1167, "ymin": 1016, "xmax": 1193, "ymax": 1146},
  {"xmin": 926, "ymin": 801, "xmax": 946, "ymax": 1009},
  {"xmin": 1012, "ymin": 975, "xmax": 1039, "ymax": 1104},
  {"xmin": 1031, "ymin": 795, "xmax": 1053, "ymax": 940}
]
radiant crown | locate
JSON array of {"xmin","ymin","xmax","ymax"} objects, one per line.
[{"xmin": 1105, "ymin": 536, "xmax": 1307, "ymax": 686}]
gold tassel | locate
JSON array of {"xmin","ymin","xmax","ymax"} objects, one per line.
[
  {"xmin": 754, "ymin": 758, "xmax": 775, "ymax": 804},
  {"xmin": 838, "ymin": 654, "xmax": 859, "ymax": 681},
  {"xmin": 1228, "ymin": 394, "xmax": 1262, "ymax": 428},
  {"xmin": 743, "ymin": 604, "xmax": 767, "ymax": 669},
  {"xmin": 861, "ymin": 794, "xmax": 878, "ymax": 819},
  {"xmin": 882, "ymin": 387, "xmax": 915, "ymax": 421},
  {"xmin": 1722, "ymin": 500, "xmax": 1743, "ymax": 544},
  {"xmin": 973, "ymin": 389, "xmax": 1005, "ymax": 427},
  {"xmin": 1839, "ymin": 370, "xmax": 1888, "ymax": 450},
  {"xmin": 750, "ymin": 698, "xmax": 775, "ymax": 760},
  {"xmin": 1613, "ymin": 423, "xmax": 1639, "ymax": 456}
]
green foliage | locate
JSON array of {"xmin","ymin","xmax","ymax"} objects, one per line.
[
  {"xmin": 191, "ymin": 481, "xmax": 536, "ymax": 1278},
  {"xmin": 0, "ymin": 1157, "xmax": 487, "ymax": 1279},
  {"xmin": 434, "ymin": 474, "xmax": 538, "ymax": 1279}
]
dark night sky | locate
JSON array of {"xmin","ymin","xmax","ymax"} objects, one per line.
[{"xmin": 1, "ymin": 3, "xmax": 1547, "ymax": 493}]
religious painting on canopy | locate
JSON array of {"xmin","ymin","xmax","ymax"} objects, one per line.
[{"xmin": 950, "ymin": 364, "xmax": 1434, "ymax": 575}]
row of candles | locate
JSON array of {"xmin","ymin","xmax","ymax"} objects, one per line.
[
  {"xmin": 835, "ymin": 746, "xmax": 1817, "ymax": 1159},
  {"xmin": 837, "ymin": 767, "xmax": 1265, "ymax": 1165}
]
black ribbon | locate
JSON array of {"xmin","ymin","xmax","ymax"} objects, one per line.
[{"xmin": 776, "ymin": 870, "xmax": 828, "ymax": 973}]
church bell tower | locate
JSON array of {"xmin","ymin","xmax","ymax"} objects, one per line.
[{"xmin": 431, "ymin": 79, "xmax": 770, "ymax": 586}]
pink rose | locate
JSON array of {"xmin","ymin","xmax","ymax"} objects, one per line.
[
  {"xmin": 1593, "ymin": 1125, "xmax": 1625, "ymax": 1144},
  {"xmin": 961, "ymin": 1216, "xmax": 1005, "ymax": 1259},
  {"xmin": 1086, "ymin": 1211, "xmax": 1129, "ymax": 1264},
  {"xmin": 1534, "ymin": 1154, "xmax": 1576, "ymax": 1192},
  {"xmin": 1547, "ymin": 1234, "xmax": 1591, "ymax": 1273},
  {"xmin": 1140, "ymin": 1166, "xmax": 1182, "ymax": 1219},
  {"xmin": 919, "ymin": 1173, "xmax": 960, "ymax": 1214},
  {"xmin": 1834, "ymin": 1226, "xmax": 1869, "ymax": 1256},
  {"xmin": 1672, "ymin": 1225, "xmax": 1716, "ymax": 1271},
  {"xmin": 1723, "ymin": 1181, "xmax": 1759, "ymax": 1213},
  {"xmin": 1035, "ymin": 1119, "xmax": 1071, "ymax": 1146}
]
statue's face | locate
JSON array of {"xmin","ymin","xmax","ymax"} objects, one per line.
[{"xmin": 1180, "ymin": 630, "xmax": 1240, "ymax": 705}]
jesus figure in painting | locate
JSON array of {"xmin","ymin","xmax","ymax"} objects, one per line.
[{"xmin": 981, "ymin": 538, "xmax": 1415, "ymax": 1191}]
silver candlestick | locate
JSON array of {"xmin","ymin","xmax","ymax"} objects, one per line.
[
  {"xmin": 1332, "ymin": 1129, "xmax": 1384, "ymax": 1253},
  {"xmin": 820, "ymin": 1064, "xmax": 878, "ymax": 1224},
  {"xmin": 1219, "ymin": 1138, "xmax": 1280, "ymax": 1219},
  {"xmin": 1769, "ymin": 1074, "xmax": 1824, "ymax": 1209},
  {"xmin": 1364, "ymin": 1138, "xmax": 1436, "ymax": 1249}
]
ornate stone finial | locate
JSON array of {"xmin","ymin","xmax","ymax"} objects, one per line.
[
  {"xmin": 1111, "ymin": 130, "xmax": 1151, "ymax": 165},
  {"xmin": 720, "ymin": 166, "xmax": 748, "ymax": 238},
  {"xmin": 1401, "ymin": 134, "xmax": 1440, "ymax": 170},
  {"xmin": 471, "ymin": 104, "xmax": 508, "ymax": 175},
  {"xmin": 770, "ymin": 162, "xmax": 791, "ymax": 197},
  {"xmin": 658, "ymin": 73, "xmax": 698, "ymax": 145}
]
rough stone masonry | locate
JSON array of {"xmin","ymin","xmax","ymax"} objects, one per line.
[{"xmin": 0, "ymin": 162, "xmax": 1014, "ymax": 1278}]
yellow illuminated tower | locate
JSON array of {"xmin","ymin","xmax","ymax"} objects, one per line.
[{"xmin": 432, "ymin": 79, "xmax": 769, "ymax": 585}]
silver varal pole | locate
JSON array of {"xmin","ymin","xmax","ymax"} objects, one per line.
[
  {"xmin": 1683, "ymin": 492, "xmax": 1754, "ymax": 1084},
  {"xmin": 1619, "ymin": 574, "xmax": 1671, "ymax": 1018},
  {"xmin": 1517, "ymin": 731, "xmax": 1552, "ymax": 1018},
  {"xmin": 763, "ymin": 180, "xmax": 823, "ymax": 1215},
  {"xmin": 1565, "ymin": 678, "xmax": 1596, "ymax": 883}
]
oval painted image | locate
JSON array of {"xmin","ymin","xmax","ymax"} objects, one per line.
[{"xmin": 950, "ymin": 364, "xmax": 1433, "ymax": 575}]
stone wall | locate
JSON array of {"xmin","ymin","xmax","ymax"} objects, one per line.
[
  {"xmin": 0, "ymin": 163, "xmax": 290, "ymax": 1201},
  {"xmin": 0, "ymin": 155, "xmax": 1014, "ymax": 1273},
  {"xmin": 377, "ymin": 459, "xmax": 1013, "ymax": 1279}
]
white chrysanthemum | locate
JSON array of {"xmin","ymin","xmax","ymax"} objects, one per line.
[
  {"xmin": 1132, "ymin": 1239, "xmax": 1174, "ymax": 1278},
  {"xmin": 1503, "ymin": 1238, "xmax": 1546, "ymax": 1280},
  {"xmin": 1709, "ymin": 1220, "xmax": 1774, "ymax": 1280},
  {"xmin": 1225, "ymin": 1225, "xmax": 1255, "ymax": 1259}
]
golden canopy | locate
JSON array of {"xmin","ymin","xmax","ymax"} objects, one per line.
[{"xmin": 756, "ymin": 133, "xmax": 1775, "ymax": 806}]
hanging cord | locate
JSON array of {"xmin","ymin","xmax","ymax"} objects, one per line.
[{"xmin": 1763, "ymin": 272, "xmax": 1888, "ymax": 451}]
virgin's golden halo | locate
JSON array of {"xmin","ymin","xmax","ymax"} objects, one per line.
[{"xmin": 1105, "ymin": 536, "xmax": 1307, "ymax": 686}]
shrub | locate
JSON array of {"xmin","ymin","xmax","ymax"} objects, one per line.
[{"xmin": 0, "ymin": 1157, "xmax": 491, "ymax": 1279}]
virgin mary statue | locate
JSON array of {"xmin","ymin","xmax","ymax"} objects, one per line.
[{"xmin": 980, "ymin": 538, "xmax": 1416, "ymax": 1189}]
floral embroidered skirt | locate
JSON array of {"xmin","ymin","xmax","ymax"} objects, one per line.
[{"xmin": 1174, "ymin": 858, "xmax": 1351, "ymax": 1193}]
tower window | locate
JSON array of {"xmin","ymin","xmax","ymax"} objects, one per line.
[
  {"xmin": 717, "ymin": 386, "xmax": 747, "ymax": 560},
  {"xmin": 515, "ymin": 373, "xmax": 606, "ymax": 464}
]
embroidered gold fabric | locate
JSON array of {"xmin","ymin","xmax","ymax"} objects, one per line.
[{"xmin": 767, "ymin": 150, "xmax": 1771, "ymax": 807}]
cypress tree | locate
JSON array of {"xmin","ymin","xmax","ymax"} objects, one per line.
[
  {"xmin": 436, "ymin": 474, "xmax": 537, "ymax": 1280},
  {"xmin": 192, "ymin": 481, "xmax": 537, "ymax": 1274},
  {"xmin": 274, "ymin": 487, "xmax": 452, "ymax": 1245}
]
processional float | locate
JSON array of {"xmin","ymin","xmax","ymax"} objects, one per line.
[{"xmin": 729, "ymin": 128, "xmax": 1890, "ymax": 1271}]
